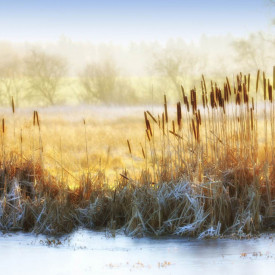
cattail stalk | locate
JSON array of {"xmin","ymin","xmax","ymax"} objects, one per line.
[{"xmin": 83, "ymin": 119, "xmax": 89, "ymax": 172}]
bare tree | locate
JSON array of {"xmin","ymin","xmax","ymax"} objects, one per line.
[
  {"xmin": 0, "ymin": 57, "xmax": 22, "ymax": 106},
  {"xmin": 24, "ymin": 50, "xmax": 67, "ymax": 105},
  {"xmin": 154, "ymin": 53, "xmax": 184, "ymax": 91},
  {"xmin": 152, "ymin": 40, "xmax": 202, "ymax": 98},
  {"xmin": 80, "ymin": 59, "xmax": 138, "ymax": 104},
  {"xmin": 80, "ymin": 59, "xmax": 118, "ymax": 103},
  {"xmin": 232, "ymin": 32, "xmax": 275, "ymax": 73}
]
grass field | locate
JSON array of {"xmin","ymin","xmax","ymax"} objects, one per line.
[
  {"xmin": 0, "ymin": 105, "xmax": 148, "ymax": 184},
  {"xmin": 0, "ymin": 71, "xmax": 274, "ymax": 237}
]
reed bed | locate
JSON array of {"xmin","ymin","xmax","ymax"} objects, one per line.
[{"xmin": 0, "ymin": 70, "xmax": 274, "ymax": 238}]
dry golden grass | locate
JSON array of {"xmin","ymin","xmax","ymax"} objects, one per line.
[
  {"xmin": 0, "ymin": 70, "xmax": 274, "ymax": 237},
  {"xmin": 0, "ymin": 106, "xmax": 148, "ymax": 186}
]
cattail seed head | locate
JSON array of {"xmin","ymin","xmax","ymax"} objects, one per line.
[
  {"xmin": 226, "ymin": 77, "xmax": 231, "ymax": 95},
  {"xmin": 263, "ymin": 77, "xmax": 266, "ymax": 100},
  {"xmin": 268, "ymin": 82, "xmax": 273, "ymax": 102},
  {"xmin": 140, "ymin": 143, "xmax": 145, "ymax": 159},
  {"xmin": 256, "ymin": 69, "xmax": 260, "ymax": 92},
  {"xmin": 2, "ymin": 118, "xmax": 4, "ymax": 134},
  {"xmin": 164, "ymin": 95, "xmax": 168, "ymax": 123},
  {"xmin": 127, "ymin": 139, "xmax": 132, "ymax": 155},
  {"xmin": 191, "ymin": 119, "xmax": 197, "ymax": 140},
  {"xmin": 172, "ymin": 120, "xmax": 175, "ymax": 133},
  {"xmin": 181, "ymin": 85, "xmax": 185, "ymax": 99},
  {"xmin": 36, "ymin": 111, "xmax": 40, "ymax": 128},
  {"xmin": 176, "ymin": 102, "xmax": 182, "ymax": 129},
  {"xmin": 198, "ymin": 109, "xmax": 202, "ymax": 125},
  {"xmin": 146, "ymin": 111, "xmax": 157, "ymax": 124},
  {"xmin": 11, "ymin": 97, "xmax": 15, "ymax": 114},
  {"xmin": 33, "ymin": 111, "xmax": 36, "ymax": 126},
  {"xmin": 146, "ymin": 129, "xmax": 151, "ymax": 141}
]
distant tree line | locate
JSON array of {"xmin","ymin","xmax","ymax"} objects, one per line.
[{"xmin": 0, "ymin": 31, "xmax": 274, "ymax": 106}]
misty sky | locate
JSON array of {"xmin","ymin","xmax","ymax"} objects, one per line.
[{"xmin": 0, "ymin": 0, "xmax": 274, "ymax": 43}]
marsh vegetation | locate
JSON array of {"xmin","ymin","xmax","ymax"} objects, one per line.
[{"xmin": 0, "ymin": 68, "xmax": 274, "ymax": 237}]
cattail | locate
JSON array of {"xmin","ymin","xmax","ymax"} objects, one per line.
[
  {"xmin": 205, "ymin": 90, "xmax": 208, "ymax": 106},
  {"xmin": 140, "ymin": 143, "xmax": 145, "ymax": 159},
  {"xmin": 195, "ymin": 112, "xmax": 199, "ymax": 126},
  {"xmin": 237, "ymin": 75, "xmax": 242, "ymax": 92},
  {"xmin": 120, "ymin": 174, "xmax": 129, "ymax": 181},
  {"xmin": 36, "ymin": 111, "xmax": 40, "ymax": 128},
  {"xmin": 146, "ymin": 111, "xmax": 157, "ymax": 124},
  {"xmin": 172, "ymin": 120, "xmax": 175, "ymax": 133},
  {"xmin": 217, "ymin": 88, "xmax": 223, "ymax": 107},
  {"xmin": 127, "ymin": 139, "xmax": 132, "ymax": 155},
  {"xmin": 147, "ymin": 119, "xmax": 152, "ymax": 137},
  {"xmin": 158, "ymin": 114, "xmax": 160, "ymax": 128},
  {"xmin": 256, "ymin": 69, "xmax": 260, "ymax": 92},
  {"xmin": 144, "ymin": 111, "xmax": 148, "ymax": 126},
  {"xmin": 192, "ymin": 119, "xmax": 197, "ymax": 140},
  {"xmin": 181, "ymin": 85, "xmax": 185, "ymax": 99},
  {"xmin": 224, "ymin": 83, "xmax": 228, "ymax": 102},
  {"xmin": 2, "ymin": 118, "xmax": 4, "ymax": 134},
  {"xmin": 176, "ymin": 102, "xmax": 182, "ymax": 129},
  {"xmin": 169, "ymin": 130, "xmax": 183, "ymax": 139},
  {"xmin": 146, "ymin": 129, "xmax": 151, "ymax": 141},
  {"xmin": 222, "ymin": 98, "xmax": 225, "ymax": 114},
  {"xmin": 190, "ymin": 89, "xmax": 194, "ymax": 113},
  {"xmin": 144, "ymin": 112, "xmax": 152, "ymax": 136},
  {"xmin": 201, "ymin": 81, "xmax": 206, "ymax": 108},
  {"xmin": 243, "ymin": 84, "xmax": 248, "ymax": 104},
  {"xmin": 268, "ymin": 81, "xmax": 273, "ymax": 102},
  {"xmin": 164, "ymin": 95, "xmax": 168, "ymax": 123},
  {"xmin": 236, "ymin": 92, "xmax": 241, "ymax": 105},
  {"xmin": 202, "ymin": 92, "xmax": 206, "ymax": 108},
  {"xmin": 184, "ymin": 95, "xmax": 187, "ymax": 105},
  {"xmin": 263, "ymin": 76, "xmax": 266, "ymax": 100},
  {"xmin": 11, "ymin": 97, "xmax": 15, "ymax": 114},
  {"xmin": 226, "ymin": 77, "xmax": 231, "ymax": 95},
  {"xmin": 184, "ymin": 96, "xmax": 190, "ymax": 112},
  {"xmin": 202, "ymin": 74, "xmax": 207, "ymax": 94},
  {"xmin": 190, "ymin": 89, "xmax": 197, "ymax": 113},
  {"xmin": 33, "ymin": 111, "xmax": 36, "ymax": 126},
  {"xmin": 238, "ymin": 83, "xmax": 242, "ymax": 93},
  {"xmin": 210, "ymin": 91, "xmax": 216, "ymax": 108},
  {"xmin": 197, "ymin": 109, "xmax": 201, "ymax": 125}
]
